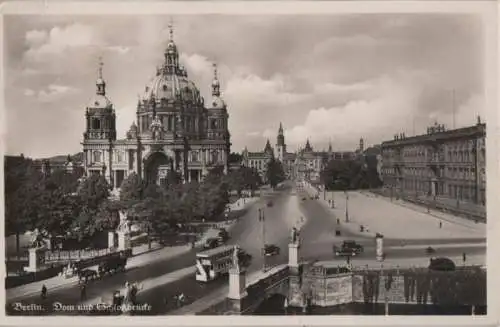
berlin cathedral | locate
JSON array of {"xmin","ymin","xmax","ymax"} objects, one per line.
[{"xmin": 82, "ymin": 26, "xmax": 230, "ymax": 189}]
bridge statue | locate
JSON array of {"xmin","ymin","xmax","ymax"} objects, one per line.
[
  {"xmin": 30, "ymin": 229, "xmax": 46, "ymax": 249},
  {"xmin": 116, "ymin": 211, "xmax": 131, "ymax": 234},
  {"xmin": 291, "ymin": 227, "xmax": 299, "ymax": 245},
  {"xmin": 232, "ymin": 245, "xmax": 239, "ymax": 269}
]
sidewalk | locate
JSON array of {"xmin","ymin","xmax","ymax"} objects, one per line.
[{"xmin": 6, "ymin": 243, "xmax": 190, "ymax": 302}]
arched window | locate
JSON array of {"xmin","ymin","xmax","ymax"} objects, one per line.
[
  {"xmin": 92, "ymin": 118, "xmax": 101, "ymax": 130},
  {"xmin": 93, "ymin": 151, "xmax": 102, "ymax": 163},
  {"xmin": 116, "ymin": 151, "xmax": 124, "ymax": 163}
]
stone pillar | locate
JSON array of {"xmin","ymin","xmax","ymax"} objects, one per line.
[
  {"xmin": 289, "ymin": 243, "xmax": 299, "ymax": 269},
  {"xmin": 228, "ymin": 267, "xmax": 247, "ymax": 300},
  {"xmin": 376, "ymin": 235, "xmax": 384, "ymax": 262},
  {"xmin": 24, "ymin": 248, "xmax": 47, "ymax": 273},
  {"xmin": 118, "ymin": 231, "xmax": 131, "ymax": 251},
  {"xmin": 108, "ymin": 231, "xmax": 116, "ymax": 249}
]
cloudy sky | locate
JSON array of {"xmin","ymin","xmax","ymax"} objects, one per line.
[{"xmin": 3, "ymin": 14, "xmax": 485, "ymax": 158}]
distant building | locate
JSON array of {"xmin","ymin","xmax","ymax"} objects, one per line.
[
  {"xmin": 380, "ymin": 119, "xmax": 486, "ymax": 205},
  {"xmin": 243, "ymin": 123, "xmax": 358, "ymax": 183}
]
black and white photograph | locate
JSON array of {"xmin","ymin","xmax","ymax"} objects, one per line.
[{"xmin": 1, "ymin": 1, "xmax": 497, "ymax": 323}]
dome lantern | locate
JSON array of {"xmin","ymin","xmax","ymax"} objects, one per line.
[
  {"xmin": 212, "ymin": 63, "xmax": 220, "ymax": 97},
  {"xmin": 96, "ymin": 56, "xmax": 106, "ymax": 96},
  {"xmin": 163, "ymin": 21, "xmax": 179, "ymax": 73}
]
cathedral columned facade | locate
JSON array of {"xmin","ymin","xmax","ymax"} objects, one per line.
[{"xmin": 82, "ymin": 27, "xmax": 230, "ymax": 188}]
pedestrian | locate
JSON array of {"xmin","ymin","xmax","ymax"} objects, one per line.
[
  {"xmin": 80, "ymin": 282, "xmax": 87, "ymax": 301},
  {"xmin": 439, "ymin": 221, "xmax": 442, "ymax": 229},
  {"xmin": 463, "ymin": 252, "xmax": 467, "ymax": 264},
  {"xmin": 41, "ymin": 284, "xmax": 47, "ymax": 300}
]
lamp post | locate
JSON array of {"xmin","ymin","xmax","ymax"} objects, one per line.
[
  {"xmin": 345, "ymin": 191, "xmax": 349, "ymax": 223},
  {"xmin": 259, "ymin": 208, "xmax": 266, "ymax": 271}
]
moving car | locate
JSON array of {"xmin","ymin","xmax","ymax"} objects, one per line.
[
  {"xmin": 98, "ymin": 256, "xmax": 127, "ymax": 277},
  {"xmin": 263, "ymin": 244, "xmax": 280, "ymax": 256},
  {"xmin": 203, "ymin": 237, "xmax": 222, "ymax": 249},
  {"xmin": 333, "ymin": 240, "xmax": 364, "ymax": 257}
]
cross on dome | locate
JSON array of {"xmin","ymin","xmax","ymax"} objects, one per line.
[
  {"xmin": 98, "ymin": 56, "xmax": 103, "ymax": 79},
  {"xmin": 168, "ymin": 18, "xmax": 174, "ymax": 41}
]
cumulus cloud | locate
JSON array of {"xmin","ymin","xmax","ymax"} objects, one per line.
[
  {"xmin": 262, "ymin": 72, "xmax": 429, "ymax": 150},
  {"xmin": 106, "ymin": 46, "xmax": 131, "ymax": 55},
  {"xmin": 35, "ymin": 84, "xmax": 80, "ymax": 103},
  {"xmin": 24, "ymin": 89, "xmax": 35, "ymax": 97},
  {"xmin": 4, "ymin": 14, "xmax": 486, "ymax": 157},
  {"xmin": 24, "ymin": 23, "xmax": 103, "ymax": 62}
]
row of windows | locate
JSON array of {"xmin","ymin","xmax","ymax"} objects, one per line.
[
  {"xmin": 383, "ymin": 166, "xmax": 478, "ymax": 180},
  {"xmin": 90, "ymin": 117, "xmax": 114, "ymax": 130},
  {"xmin": 91, "ymin": 149, "xmax": 222, "ymax": 165},
  {"xmin": 396, "ymin": 179, "xmax": 482, "ymax": 202}
]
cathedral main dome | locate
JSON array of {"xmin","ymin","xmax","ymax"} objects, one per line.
[{"xmin": 142, "ymin": 66, "xmax": 202, "ymax": 104}]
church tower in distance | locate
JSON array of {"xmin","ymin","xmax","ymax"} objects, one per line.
[{"xmin": 276, "ymin": 122, "xmax": 286, "ymax": 162}]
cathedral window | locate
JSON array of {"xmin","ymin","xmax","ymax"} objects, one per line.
[
  {"xmin": 191, "ymin": 151, "xmax": 198, "ymax": 162},
  {"xmin": 92, "ymin": 118, "xmax": 101, "ymax": 130},
  {"xmin": 116, "ymin": 151, "xmax": 124, "ymax": 163},
  {"xmin": 93, "ymin": 151, "xmax": 102, "ymax": 163}
]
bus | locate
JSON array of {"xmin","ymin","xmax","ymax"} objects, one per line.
[{"xmin": 195, "ymin": 245, "xmax": 235, "ymax": 282}]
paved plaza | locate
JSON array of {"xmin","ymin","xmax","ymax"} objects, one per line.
[{"xmin": 320, "ymin": 190, "xmax": 486, "ymax": 241}]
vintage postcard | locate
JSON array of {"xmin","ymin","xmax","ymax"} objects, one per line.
[{"xmin": 1, "ymin": 1, "xmax": 498, "ymax": 326}]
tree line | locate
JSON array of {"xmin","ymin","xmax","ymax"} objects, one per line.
[
  {"xmin": 4, "ymin": 155, "xmax": 265, "ymax": 253},
  {"xmin": 320, "ymin": 157, "xmax": 382, "ymax": 191}
]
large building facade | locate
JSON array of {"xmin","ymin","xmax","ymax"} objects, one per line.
[
  {"xmin": 380, "ymin": 120, "xmax": 486, "ymax": 206},
  {"xmin": 82, "ymin": 27, "xmax": 230, "ymax": 188},
  {"xmin": 242, "ymin": 123, "xmax": 358, "ymax": 182}
]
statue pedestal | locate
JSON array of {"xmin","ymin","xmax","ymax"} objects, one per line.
[
  {"xmin": 108, "ymin": 231, "xmax": 116, "ymax": 249},
  {"xmin": 228, "ymin": 267, "xmax": 247, "ymax": 300},
  {"xmin": 376, "ymin": 235, "xmax": 384, "ymax": 261},
  {"xmin": 24, "ymin": 248, "xmax": 47, "ymax": 273},
  {"xmin": 289, "ymin": 243, "xmax": 299, "ymax": 268},
  {"xmin": 117, "ymin": 231, "xmax": 131, "ymax": 251}
]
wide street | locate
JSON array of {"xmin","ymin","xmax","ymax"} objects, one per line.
[{"xmin": 6, "ymin": 181, "xmax": 486, "ymax": 316}]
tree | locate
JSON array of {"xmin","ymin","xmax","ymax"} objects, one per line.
[
  {"xmin": 76, "ymin": 174, "xmax": 111, "ymax": 212},
  {"xmin": 228, "ymin": 152, "xmax": 243, "ymax": 164},
  {"xmin": 4, "ymin": 156, "xmax": 45, "ymax": 256},
  {"xmin": 265, "ymin": 157, "xmax": 285, "ymax": 189},
  {"xmin": 119, "ymin": 172, "xmax": 144, "ymax": 204},
  {"xmin": 224, "ymin": 169, "xmax": 245, "ymax": 196},
  {"xmin": 321, "ymin": 159, "xmax": 372, "ymax": 191}
]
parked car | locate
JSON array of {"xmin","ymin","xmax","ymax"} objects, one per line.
[
  {"xmin": 267, "ymin": 200, "xmax": 273, "ymax": 207},
  {"xmin": 429, "ymin": 257, "xmax": 456, "ymax": 271},
  {"xmin": 263, "ymin": 244, "xmax": 280, "ymax": 256},
  {"xmin": 333, "ymin": 240, "xmax": 364, "ymax": 257}
]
